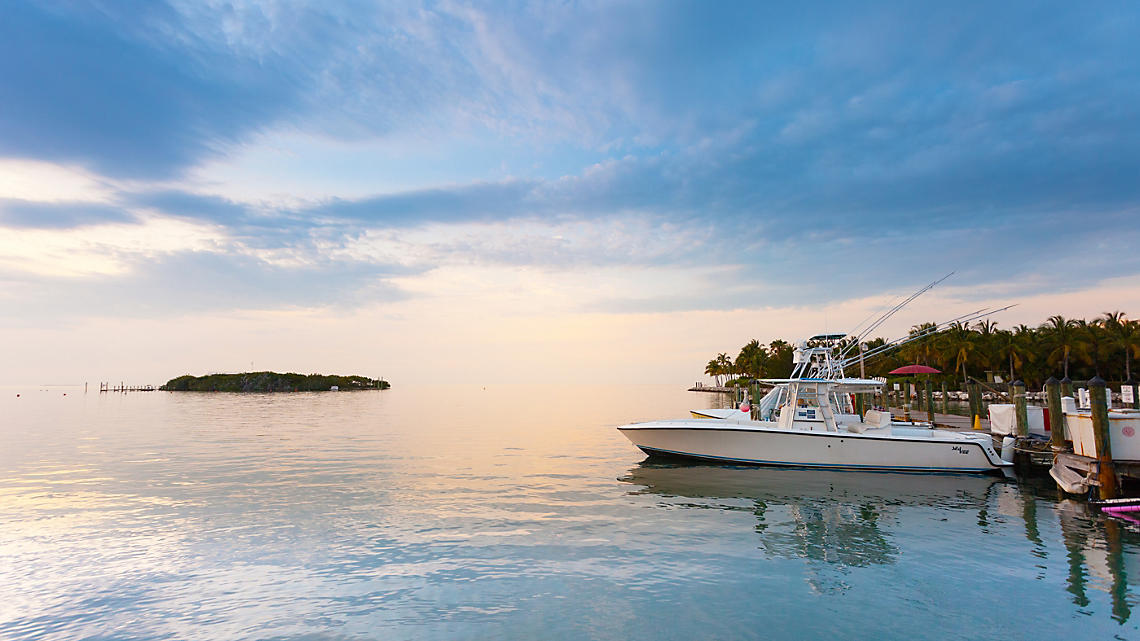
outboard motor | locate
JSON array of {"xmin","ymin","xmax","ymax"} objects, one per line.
[{"xmin": 1000, "ymin": 436, "xmax": 1016, "ymax": 464}]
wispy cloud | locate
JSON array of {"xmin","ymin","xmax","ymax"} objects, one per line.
[{"xmin": 2, "ymin": 1, "xmax": 1139, "ymax": 381}]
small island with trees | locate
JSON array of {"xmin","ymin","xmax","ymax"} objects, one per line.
[{"xmin": 160, "ymin": 372, "xmax": 390, "ymax": 392}]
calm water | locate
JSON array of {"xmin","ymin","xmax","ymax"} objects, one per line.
[{"xmin": 2, "ymin": 384, "xmax": 1139, "ymax": 640}]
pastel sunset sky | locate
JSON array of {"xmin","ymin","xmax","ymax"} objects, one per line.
[{"xmin": 2, "ymin": 1, "xmax": 1138, "ymax": 385}]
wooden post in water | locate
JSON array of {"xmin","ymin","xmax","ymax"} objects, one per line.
[
  {"xmin": 925, "ymin": 379, "xmax": 935, "ymax": 424},
  {"xmin": 965, "ymin": 382, "xmax": 974, "ymax": 420},
  {"xmin": 1089, "ymin": 377, "xmax": 1119, "ymax": 500},
  {"xmin": 1045, "ymin": 377, "xmax": 1066, "ymax": 451},
  {"xmin": 902, "ymin": 380, "xmax": 911, "ymax": 419},
  {"xmin": 1013, "ymin": 380, "xmax": 1029, "ymax": 438},
  {"xmin": 750, "ymin": 383, "xmax": 761, "ymax": 420},
  {"xmin": 941, "ymin": 381, "xmax": 949, "ymax": 415},
  {"xmin": 1061, "ymin": 376, "xmax": 1073, "ymax": 400},
  {"xmin": 967, "ymin": 382, "xmax": 982, "ymax": 425},
  {"xmin": 1105, "ymin": 519, "xmax": 1132, "ymax": 622}
]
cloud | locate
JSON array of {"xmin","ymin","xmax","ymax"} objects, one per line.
[
  {"xmin": 0, "ymin": 3, "xmax": 303, "ymax": 178},
  {"xmin": 0, "ymin": 159, "xmax": 117, "ymax": 203},
  {"xmin": 0, "ymin": 215, "xmax": 227, "ymax": 277},
  {"xmin": 0, "ymin": 199, "xmax": 136, "ymax": 229},
  {"xmin": 1, "ymin": 1, "xmax": 1139, "ymax": 327}
]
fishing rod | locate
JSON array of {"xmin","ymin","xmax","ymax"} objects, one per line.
[
  {"xmin": 838, "ymin": 272, "xmax": 955, "ymax": 359},
  {"xmin": 846, "ymin": 304, "xmax": 1018, "ymax": 370},
  {"xmin": 847, "ymin": 304, "xmax": 1011, "ymax": 367}
]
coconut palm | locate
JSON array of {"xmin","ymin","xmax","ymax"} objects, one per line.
[
  {"xmin": 1039, "ymin": 315, "xmax": 1086, "ymax": 379},
  {"xmin": 1075, "ymin": 319, "xmax": 1109, "ymax": 377},
  {"xmin": 936, "ymin": 322, "xmax": 977, "ymax": 386},
  {"xmin": 995, "ymin": 325, "xmax": 1035, "ymax": 383},
  {"xmin": 705, "ymin": 358, "xmax": 722, "ymax": 386},
  {"xmin": 1102, "ymin": 312, "xmax": 1140, "ymax": 380},
  {"xmin": 766, "ymin": 340, "xmax": 795, "ymax": 377},
  {"xmin": 716, "ymin": 353, "xmax": 733, "ymax": 385},
  {"xmin": 900, "ymin": 322, "xmax": 939, "ymax": 366},
  {"xmin": 973, "ymin": 319, "xmax": 1000, "ymax": 374},
  {"xmin": 736, "ymin": 339, "xmax": 767, "ymax": 379}
]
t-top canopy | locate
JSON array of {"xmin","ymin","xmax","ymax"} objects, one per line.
[{"xmin": 808, "ymin": 333, "xmax": 847, "ymax": 341}]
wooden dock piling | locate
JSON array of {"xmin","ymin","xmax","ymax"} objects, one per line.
[
  {"xmin": 1046, "ymin": 377, "xmax": 1065, "ymax": 451},
  {"xmin": 925, "ymin": 379, "xmax": 934, "ymax": 424},
  {"xmin": 1013, "ymin": 380, "xmax": 1029, "ymax": 438},
  {"xmin": 902, "ymin": 380, "xmax": 911, "ymax": 420},
  {"xmin": 941, "ymin": 381, "xmax": 949, "ymax": 415},
  {"xmin": 1090, "ymin": 377, "xmax": 1119, "ymax": 500},
  {"xmin": 750, "ymin": 383, "xmax": 761, "ymax": 420},
  {"xmin": 967, "ymin": 382, "xmax": 982, "ymax": 425}
]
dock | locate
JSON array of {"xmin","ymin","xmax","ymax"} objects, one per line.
[
  {"xmin": 99, "ymin": 382, "xmax": 158, "ymax": 392},
  {"xmin": 886, "ymin": 407, "xmax": 989, "ymax": 431}
]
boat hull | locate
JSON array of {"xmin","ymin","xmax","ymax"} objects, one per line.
[{"xmin": 619, "ymin": 424, "xmax": 1007, "ymax": 473}]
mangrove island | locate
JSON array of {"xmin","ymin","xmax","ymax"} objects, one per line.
[{"xmin": 161, "ymin": 372, "xmax": 390, "ymax": 392}]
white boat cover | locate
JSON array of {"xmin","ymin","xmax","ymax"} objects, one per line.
[{"xmin": 988, "ymin": 403, "xmax": 1046, "ymax": 437}]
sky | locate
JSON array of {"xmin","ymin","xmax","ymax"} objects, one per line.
[{"xmin": 1, "ymin": 1, "xmax": 1139, "ymax": 386}]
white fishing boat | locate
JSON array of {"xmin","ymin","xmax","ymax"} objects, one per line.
[
  {"xmin": 622, "ymin": 377, "xmax": 1010, "ymax": 473},
  {"xmin": 623, "ymin": 281, "xmax": 1015, "ymax": 474}
]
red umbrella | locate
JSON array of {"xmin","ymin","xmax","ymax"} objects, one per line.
[
  {"xmin": 888, "ymin": 364, "xmax": 941, "ymax": 422},
  {"xmin": 889, "ymin": 364, "xmax": 942, "ymax": 375}
]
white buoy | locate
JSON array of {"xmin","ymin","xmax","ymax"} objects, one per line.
[{"xmin": 1001, "ymin": 436, "xmax": 1016, "ymax": 464}]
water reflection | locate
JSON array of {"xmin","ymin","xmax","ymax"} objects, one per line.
[
  {"xmin": 1054, "ymin": 497, "xmax": 1135, "ymax": 622},
  {"xmin": 621, "ymin": 461, "xmax": 1139, "ymax": 616},
  {"xmin": 4, "ymin": 385, "xmax": 1140, "ymax": 639},
  {"xmin": 620, "ymin": 463, "xmax": 1002, "ymax": 591}
]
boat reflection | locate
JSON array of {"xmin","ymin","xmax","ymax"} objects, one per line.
[
  {"xmin": 620, "ymin": 462, "xmax": 1003, "ymax": 591},
  {"xmin": 620, "ymin": 461, "xmax": 1139, "ymax": 613},
  {"xmin": 1055, "ymin": 498, "xmax": 1137, "ymax": 623}
]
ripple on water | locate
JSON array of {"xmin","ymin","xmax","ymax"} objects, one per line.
[{"xmin": 1, "ymin": 384, "xmax": 1139, "ymax": 640}]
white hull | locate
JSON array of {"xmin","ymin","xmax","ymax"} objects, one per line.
[{"xmin": 619, "ymin": 421, "xmax": 1008, "ymax": 473}]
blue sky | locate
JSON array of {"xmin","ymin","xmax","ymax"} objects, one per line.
[{"xmin": 2, "ymin": 1, "xmax": 1139, "ymax": 384}]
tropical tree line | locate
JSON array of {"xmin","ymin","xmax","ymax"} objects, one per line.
[{"xmin": 705, "ymin": 311, "xmax": 1140, "ymax": 389}]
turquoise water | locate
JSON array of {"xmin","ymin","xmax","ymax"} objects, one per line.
[{"xmin": 2, "ymin": 384, "xmax": 1138, "ymax": 640}]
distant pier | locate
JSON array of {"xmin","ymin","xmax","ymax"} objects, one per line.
[{"xmin": 99, "ymin": 382, "xmax": 157, "ymax": 392}]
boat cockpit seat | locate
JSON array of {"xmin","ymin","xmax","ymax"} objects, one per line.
[{"xmin": 863, "ymin": 409, "xmax": 892, "ymax": 428}]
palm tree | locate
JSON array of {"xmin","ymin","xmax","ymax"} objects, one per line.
[
  {"xmin": 973, "ymin": 319, "xmax": 1000, "ymax": 374},
  {"xmin": 1103, "ymin": 312, "xmax": 1140, "ymax": 380},
  {"xmin": 900, "ymin": 322, "xmax": 938, "ymax": 366},
  {"xmin": 766, "ymin": 340, "xmax": 795, "ymax": 377},
  {"xmin": 736, "ymin": 339, "xmax": 768, "ymax": 379},
  {"xmin": 705, "ymin": 358, "xmax": 722, "ymax": 386},
  {"xmin": 994, "ymin": 325, "xmax": 1036, "ymax": 384},
  {"xmin": 1075, "ymin": 319, "xmax": 1108, "ymax": 377},
  {"xmin": 936, "ymin": 322, "xmax": 977, "ymax": 386},
  {"xmin": 716, "ymin": 353, "xmax": 732, "ymax": 385},
  {"xmin": 1039, "ymin": 315, "xmax": 1085, "ymax": 379}
]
